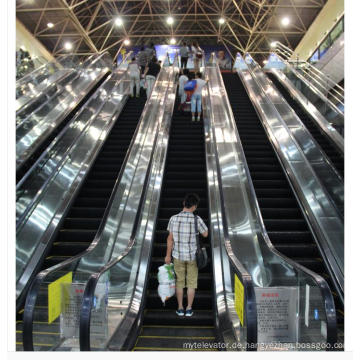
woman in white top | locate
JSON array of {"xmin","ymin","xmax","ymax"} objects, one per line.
[
  {"xmin": 191, "ymin": 41, "xmax": 203, "ymax": 72},
  {"xmin": 128, "ymin": 57, "xmax": 141, "ymax": 97},
  {"xmin": 178, "ymin": 68, "xmax": 190, "ymax": 105}
]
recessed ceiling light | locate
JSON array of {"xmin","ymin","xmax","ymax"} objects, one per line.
[
  {"xmin": 281, "ymin": 17, "xmax": 290, "ymax": 26},
  {"xmin": 219, "ymin": 18, "xmax": 225, "ymax": 25},
  {"xmin": 64, "ymin": 42, "xmax": 73, "ymax": 51},
  {"xmin": 115, "ymin": 17, "xmax": 123, "ymax": 26},
  {"xmin": 166, "ymin": 16, "xmax": 174, "ymax": 25},
  {"xmin": 124, "ymin": 39, "xmax": 130, "ymax": 46},
  {"xmin": 47, "ymin": 22, "xmax": 54, "ymax": 28},
  {"xmin": 170, "ymin": 38, "xmax": 176, "ymax": 45}
]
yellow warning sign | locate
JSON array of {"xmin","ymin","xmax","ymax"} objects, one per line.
[
  {"xmin": 234, "ymin": 274, "xmax": 244, "ymax": 326},
  {"xmin": 48, "ymin": 272, "xmax": 72, "ymax": 324}
]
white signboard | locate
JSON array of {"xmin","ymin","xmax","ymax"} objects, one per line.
[{"xmin": 254, "ymin": 287, "xmax": 299, "ymax": 345}]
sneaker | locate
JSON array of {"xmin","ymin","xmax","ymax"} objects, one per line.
[
  {"xmin": 130, "ymin": 94, "xmax": 134, "ymax": 98},
  {"xmin": 197, "ymin": 117, "xmax": 201, "ymax": 122},
  {"xmin": 136, "ymin": 94, "xmax": 140, "ymax": 98},
  {"xmin": 185, "ymin": 308, "xmax": 193, "ymax": 317},
  {"xmin": 191, "ymin": 117, "xmax": 195, "ymax": 122},
  {"xmin": 176, "ymin": 308, "xmax": 185, "ymax": 316}
]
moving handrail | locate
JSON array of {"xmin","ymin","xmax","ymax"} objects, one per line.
[
  {"xmin": 16, "ymin": 52, "xmax": 112, "ymax": 174},
  {"xmin": 234, "ymin": 53, "xmax": 344, "ymax": 304},
  {"xmin": 78, "ymin": 57, "xmax": 178, "ymax": 351},
  {"xmin": 203, "ymin": 59, "xmax": 337, "ymax": 349},
  {"xmin": 22, "ymin": 60, "xmax": 178, "ymax": 351},
  {"xmin": 16, "ymin": 64, "xmax": 130, "ymax": 309},
  {"xmin": 16, "ymin": 51, "xmax": 133, "ymax": 227},
  {"xmin": 243, "ymin": 53, "xmax": 344, "ymax": 216},
  {"xmin": 264, "ymin": 55, "xmax": 344, "ymax": 154},
  {"xmin": 16, "ymin": 54, "xmax": 85, "ymax": 99}
]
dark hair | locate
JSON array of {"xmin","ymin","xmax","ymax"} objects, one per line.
[
  {"xmin": 151, "ymin": 56, "xmax": 157, "ymax": 63},
  {"xmin": 183, "ymin": 41, "xmax": 187, "ymax": 46},
  {"xmin": 131, "ymin": 57, "xmax": 136, "ymax": 61},
  {"xmin": 140, "ymin": 46, "xmax": 145, "ymax": 51},
  {"xmin": 183, "ymin": 68, "xmax": 190, "ymax": 76},
  {"xmin": 196, "ymin": 71, "xmax": 202, "ymax": 78},
  {"xmin": 188, "ymin": 72, "xmax": 195, "ymax": 80},
  {"xmin": 150, "ymin": 42, "xmax": 154, "ymax": 47},
  {"xmin": 183, "ymin": 193, "xmax": 200, "ymax": 208}
]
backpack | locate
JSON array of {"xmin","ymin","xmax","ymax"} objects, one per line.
[{"xmin": 184, "ymin": 80, "xmax": 197, "ymax": 91}]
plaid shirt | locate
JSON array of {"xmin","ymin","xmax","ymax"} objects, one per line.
[{"xmin": 167, "ymin": 211, "xmax": 208, "ymax": 261}]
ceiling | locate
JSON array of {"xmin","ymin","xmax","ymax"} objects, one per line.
[{"xmin": 16, "ymin": 0, "xmax": 327, "ymax": 62}]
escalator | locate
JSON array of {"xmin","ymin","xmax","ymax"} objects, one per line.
[
  {"xmin": 133, "ymin": 100, "xmax": 216, "ymax": 351},
  {"xmin": 221, "ymin": 72, "xmax": 344, "ymax": 344},
  {"xmin": 16, "ymin": 92, "xmax": 147, "ymax": 351},
  {"xmin": 266, "ymin": 73, "xmax": 344, "ymax": 177}
]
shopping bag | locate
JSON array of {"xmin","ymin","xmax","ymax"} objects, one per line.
[{"xmin": 157, "ymin": 263, "xmax": 176, "ymax": 305}]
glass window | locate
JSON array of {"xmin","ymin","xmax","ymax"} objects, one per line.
[
  {"xmin": 330, "ymin": 18, "xmax": 344, "ymax": 43},
  {"xmin": 309, "ymin": 50, "xmax": 319, "ymax": 64},
  {"xmin": 319, "ymin": 36, "xmax": 331, "ymax": 59}
]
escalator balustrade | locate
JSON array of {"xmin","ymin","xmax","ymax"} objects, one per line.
[
  {"xmin": 267, "ymin": 73, "xmax": 344, "ymax": 177},
  {"xmin": 221, "ymin": 72, "xmax": 344, "ymax": 344}
]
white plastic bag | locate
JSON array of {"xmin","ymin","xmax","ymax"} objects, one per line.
[{"xmin": 157, "ymin": 263, "xmax": 176, "ymax": 305}]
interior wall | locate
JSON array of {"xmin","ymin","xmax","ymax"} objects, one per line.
[
  {"xmin": 292, "ymin": 0, "xmax": 344, "ymax": 61},
  {"xmin": 16, "ymin": 18, "xmax": 54, "ymax": 61}
]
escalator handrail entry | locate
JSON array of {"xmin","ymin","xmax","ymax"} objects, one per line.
[
  {"xmin": 229, "ymin": 57, "xmax": 338, "ymax": 345},
  {"xmin": 22, "ymin": 61, "xmax": 158, "ymax": 351},
  {"xmin": 78, "ymin": 62, "xmax": 177, "ymax": 351}
]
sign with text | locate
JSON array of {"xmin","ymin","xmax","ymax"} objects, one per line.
[{"xmin": 254, "ymin": 287, "xmax": 298, "ymax": 344}]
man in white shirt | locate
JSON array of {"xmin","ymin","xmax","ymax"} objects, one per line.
[
  {"xmin": 127, "ymin": 57, "xmax": 141, "ymax": 97},
  {"xmin": 178, "ymin": 68, "xmax": 189, "ymax": 106},
  {"xmin": 191, "ymin": 72, "xmax": 208, "ymax": 122},
  {"xmin": 179, "ymin": 42, "xmax": 189, "ymax": 69}
]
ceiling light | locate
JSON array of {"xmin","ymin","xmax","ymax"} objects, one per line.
[
  {"xmin": 166, "ymin": 16, "xmax": 174, "ymax": 25},
  {"xmin": 170, "ymin": 38, "xmax": 176, "ymax": 45},
  {"xmin": 64, "ymin": 42, "xmax": 73, "ymax": 51},
  {"xmin": 270, "ymin": 41, "xmax": 277, "ymax": 48},
  {"xmin": 263, "ymin": 60, "xmax": 268, "ymax": 64},
  {"xmin": 47, "ymin": 22, "xmax": 54, "ymax": 28},
  {"xmin": 281, "ymin": 17, "xmax": 290, "ymax": 26},
  {"xmin": 115, "ymin": 17, "xmax": 123, "ymax": 27},
  {"xmin": 219, "ymin": 18, "xmax": 225, "ymax": 25},
  {"xmin": 124, "ymin": 39, "xmax": 130, "ymax": 46}
]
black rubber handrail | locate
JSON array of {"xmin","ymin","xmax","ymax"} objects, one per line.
[
  {"xmin": 22, "ymin": 61, "xmax": 173, "ymax": 351},
  {"xmin": 79, "ymin": 59, "xmax": 177, "ymax": 351}
]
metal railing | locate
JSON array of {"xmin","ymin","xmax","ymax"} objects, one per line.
[{"xmin": 274, "ymin": 42, "xmax": 344, "ymax": 110}]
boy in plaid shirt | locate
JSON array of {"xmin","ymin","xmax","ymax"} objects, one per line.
[{"xmin": 165, "ymin": 193, "xmax": 208, "ymax": 317}]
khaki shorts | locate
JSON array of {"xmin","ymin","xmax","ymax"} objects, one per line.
[{"xmin": 173, "ymin": 258, "xmax": 198, "ymax": 289}]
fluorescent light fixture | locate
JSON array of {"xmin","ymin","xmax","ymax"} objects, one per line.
[
  {"xmin": 64, "ymin": 42, "xmax": 73, "ymax": 51},
  {"xmin": 47, "ymin": 22, "xmax": 54, "ymax": 28},
  {"xmin": 170, "ymin": 38, "xmax": 176, "ymax": 44},
  {"xmin": 281, "ymin": 17, "xmax": 290, "ymax": 26},
  {"xmin": 166, "ymin": 16, "xmax": 174, "ymax": 25},
  {"xmin": 219, "ymin": 18, "xmax": 225, "ymax": 25},
  {"xmin": 124, "ymin": 39, "xmax": 130, "ymax": 46},
  {"xmin": 115, "ymin": 17, "xmax": 123, "ymax": 26},
  {"xmin": 270, "ymin": 41, "xmax": 277, "ymax": 48}
]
